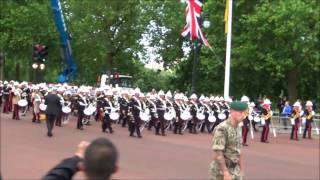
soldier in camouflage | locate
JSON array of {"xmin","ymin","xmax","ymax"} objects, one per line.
[{"xmin": 210, "ymin": 101, "xmax": 248, "ymax": 180}]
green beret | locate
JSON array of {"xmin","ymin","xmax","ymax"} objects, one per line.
[{"xmin": 230, "ymin": 101, "xmax": 248, "ymax": 111}]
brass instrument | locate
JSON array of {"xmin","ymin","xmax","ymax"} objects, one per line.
[
  {"xmin": 262, "ymin": 110, "xmax": 272, "ymax": 121},
  {"xmin": 306, "ymin": 111, "xmax": 313, "ymax": 120},
  {"xmin": 291, "ymin": 109, "xmax": 300, "ymax": 119},
  {"xmin": 243, "ymin": 109, "xmax": 249, "ymax": 119}
]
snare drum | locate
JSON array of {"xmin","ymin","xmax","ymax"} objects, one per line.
[
  {"xmin": 62, "ymin": 106, "xmax": 71, "ymax": 114},
  {"xmin": 18, "ymin": 99, "xmax": 28, "ymax": 107},
  {"xmin": 39, "ymin": 103, "xmax": 47, "ymax": 111}
]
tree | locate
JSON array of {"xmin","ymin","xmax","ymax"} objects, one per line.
[{"xmin": 234, "ymin": 0, "xmax": 320, "ymax": 101}]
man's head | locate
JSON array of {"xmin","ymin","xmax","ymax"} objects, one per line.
[
  {"xmin": 229, "ymin": 101, "xmax": 248, "ymax": 123},
  {"xmin": 84, "ymin": 138, "xmax": 118, "ymax": 180}
]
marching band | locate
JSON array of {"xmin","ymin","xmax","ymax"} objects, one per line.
[{"xmin": 0, "ymin": 80, "xmax": 319, "ymax": 142}]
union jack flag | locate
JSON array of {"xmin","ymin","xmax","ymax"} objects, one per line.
[{"xmin": 181, "ymin": 0, "xmax": 211, "ymax": 47}]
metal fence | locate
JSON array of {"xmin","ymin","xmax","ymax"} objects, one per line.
[{"xmin": 270, "ymin": 111, "xmax": 320, "ymax": 136}]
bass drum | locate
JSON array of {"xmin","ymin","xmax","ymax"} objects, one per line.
[
  {"xmin": 84, "ymin": 108, "xmax": 94, "ymax": 116},
  {"xmin": 180, "ymin": 110, "xmax": 191, "ymax": 121},
  {"xmin": 18, "ymin": 99, "xmax": 28, "ymax": 107},
  {"xmin": 218, "ymin": 113, "xmax": 226, "ymax": 120},
  {"xmin": 62, "ymin": 106, "xmax": 71, "ymax": 114},
  {"xmin": 170, "ymin": 108, "xmax": 176, "ymax": 118},
  {"xmin": 196, "ymin": 113, "xmax": 205, "ymax": 121},
  {"xmin": 139, "ymin": 111, "xmax": 150, "ymax": 122},
  {"xmin": 164, "ymin": 112, "xmax": 174, "ymax": 121},
  {"xmin": 208, "ymin": 115, "xmax": 216, "ymax": 123},
  {"xmin": 88, "ymin": 105, "xmax": 96, "ymax": 113},
  {"xmin": 253, "ymin": 116, "xmax": 261, "ymax": 122},
  {"xmin": 39, "ymin": 103, "xmax": 47, "ymax": 111},
  {"xmin": 110, "ymin": 112, "xmax": 120, "ymax": 121}
]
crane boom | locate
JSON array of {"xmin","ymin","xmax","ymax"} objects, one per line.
[{"xmin": 51, "ymin": 0, "xmax": 77, "ymax": 83}]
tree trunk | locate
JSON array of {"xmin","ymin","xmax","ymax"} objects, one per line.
[
  {"xmin": 15, "ymin": 63, "xmax": 20, "ymax": 81},
  {"xmin": 107, "ymin": 53, "xmax": 113, "ymax": 72},
  {"xmin": 287, "ymin": 68, "xmax": 299, "ymax": 103}
]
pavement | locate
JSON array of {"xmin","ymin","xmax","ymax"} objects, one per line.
[{"xmin": 1, "ymin": 110, "xmax": 319, "ymax": 180}]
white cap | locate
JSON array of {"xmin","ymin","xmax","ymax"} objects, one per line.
[
  {"xmin": 241, "ymin": 95, "xmax": 250, "ymax": 102},
  {"xmin": 57, "ymin": 87, "xmax": 65, "ymax": 92},
  {"xmin": 219, "ymin": 96, "xmax": 224, "ymax": 101},
  {"xmin": 95, "ymin": 87, "xmax": 103, "ymax": 92},
  {"xmin": 263, "ymin": 99, "xmax": 271, "ymax": 105},
  {"xmin": 105, "ymin": 90, "xmax": 113, "ymax": 96},
  {"xmin": 21, "ymin": 81, "xmax": 28, "ymax": 86},
  {"xmin": 134, "ymin": 88, "xmax": 141, "ymax": 95},
  {"xmin": 190, "ymin": 93, "xmax": 197, "ymax": 99},
  {"xmin": 32, "ymin": 85, "xmax": 39, "ymax": 90},
  {"xmin": 174, "ymin": 93, "xmax": 182, "ymax": 100},
  {"xmin": 77, "ymin": 86, "xmax": 85, "ymax": 93},
  {"xmin": 158, "ymin": 90, "xmax": 165, "ymax": 96},
  {"xmin": 306, "ymin": 100, "xmax": 313, "ymax": 106},
  {"xmin": 165, "ymin": 91, "xmax": 172, "ymax": 98},
  {"xmin": 183, "ymin": 95, "xmax": 189, "ymax": 102},
  {"xmin": 121, "ymin": 90, "xmax": 129, "ymax": 95},
  {"xmin": 14, "ymin": 82, "xmax": 19, "ymax": 86},
  {"xmin": 140, "ymin": 93, "xmax": 145, "ymax": 98},
  {"xmin": 293, "ymin": 101, "xmax": 301, "ymax": 107},
  {"xmin": 204, "ymin": 97, "xmax": 210, "ymax": 102},
  {"xmin": 210, "ymin": 96, "xmax": 215, "ymax": 101},
  {"xmin": 249, "ymin": 102, "xmax": 256, "ymax": 107},
  {"xmin": 199, "ymin": 95, "xmax": 205, "ymax": 101}
]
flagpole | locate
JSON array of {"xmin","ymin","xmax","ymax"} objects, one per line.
[{"xmin": 224, "ymin": 0, "xmax": 233, "ymax": 99}]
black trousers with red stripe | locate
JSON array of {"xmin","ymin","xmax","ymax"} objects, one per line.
[
  {"xmin": 261, "ymin": 121, "xmax": 270, "ymax": 142},
  {"xmin": 290, "ymin": 119, "xmax": 300, "ymax": 140},
  {"xmin": 303, "ymin": 121, "xmax": 312, "ymax": 138},
  {"xmin": 2, "ymin": 99, "xmax": 9, "ymax": 113},
  {"xmin": 242, "ymin": 123, "xmax": 249, "ymax": 144}
]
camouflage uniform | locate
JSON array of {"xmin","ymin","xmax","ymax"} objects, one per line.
[{"xmin": 210, "ymin": 119, "xmax": 242, "ymax": 180}]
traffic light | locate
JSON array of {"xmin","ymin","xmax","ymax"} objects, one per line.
[
  {"xmin": 32, "ymin": 43, "xmax": 47, "ymax": 70},
  {"xmin": 33, "ymin": 43, "xmax": 48, "ymax": 62}
]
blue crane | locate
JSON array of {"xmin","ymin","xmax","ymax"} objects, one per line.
[{"xmin": 51, "ymin": 0, "xmax": 77, "ymax": 83}]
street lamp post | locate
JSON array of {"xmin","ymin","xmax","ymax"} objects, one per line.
[
  {"xmin": 32, "ymin": 61, "xmax": 45, "ymax": 83},
  {"xmin": 190, "ymin": 13, "xmax": 210, "ymax": 94}
]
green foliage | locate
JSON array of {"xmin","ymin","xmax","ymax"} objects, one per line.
[
  {"xmin": 0, "ymin": 0, "xmax": 318, "ymax": 102},
  {"xmin": 134, "ymin": 69, "xmax": 175, "ymax": 93}
]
